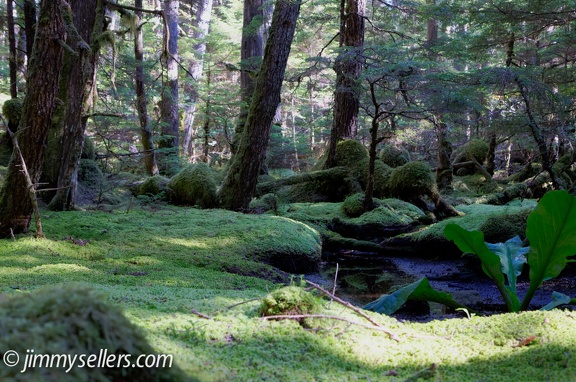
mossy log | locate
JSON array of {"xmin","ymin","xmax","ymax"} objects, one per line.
[{"xmin": 256, "ymin": 166, "xmax": 349, "ymax": 195}]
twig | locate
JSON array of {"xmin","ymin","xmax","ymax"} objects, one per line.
[
  {"xmin": 9, "ymin": 228, "xmax": 15, "ymax": 241},
  {"xmin": 261, "ymin": 314, "xmax": 399, "ymax": 340},
  {"xmin": 305, "ymin": 280, "xmax": 400, "ymax": 341},
  {"xmin": 191, "ymin": 309, "xmax": 212, "ymax": 319},
  {"xmin": 330, "ymin": 263, "xmax": 339, "ymax": 308},
  {"xmin": 224, "ymin": 297, "xmax": 262, "ymax": 311}
]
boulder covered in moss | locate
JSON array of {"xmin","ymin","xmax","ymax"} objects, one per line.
[
  {"xmin": 0, "ymin": 284, "xmax": 189, "ymax": 382},
  {"xmin": 465, "ymin": 138, "xmax": 490, "ymax": 163},
  {"xmin": 166, "ymin": 163, "xmax": 217, "ymax": 208},
  {"xmin": 248, "ymin": 193, "xmax": 278, "ymax": 213},
  {"xmin": 389, "ymin": 161, "xmax": 436, "ymax": 200},
  {"xmin": 379, "ymin": 145, "xmax": 411, "ymax": 168},
  {"xmin": 139, "ymin": 175, "xmax": 170, "ymax": 196},
  {"xmin": 341, "ymin": 193, "xmax": 367, "ymax": 218}
]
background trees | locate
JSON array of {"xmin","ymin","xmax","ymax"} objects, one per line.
[{"xmin": 0, "ymin": 0, "xmax": 575, "ymax": 219}]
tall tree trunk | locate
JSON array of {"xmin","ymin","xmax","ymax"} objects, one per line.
[
  {"xmin": 325, "ymin": 0, "xmax": 366, "ymax": 168},
  {"xmin": 0, "ymin": 0, "xmax": 67, "ymax": 237},
  {"xmin": 158, "ymin": 0, "xmax": 180, "ymax": 173},
  {"xmin": 6, "ymin": 0, "xmax": 18, "ymax": 98},
  {"xmin": 46, "ymin": 0, "xmax": 106, "ymax": 211},
  {"xmin": 23, "ymin": 0, "xmax": 37, "ymax": 62},
  {"xmin": 182, "ymin": 0, "xmax": 214, "ymax": 158},
  {"xmin": 231, "ymin": 0, "xmax": 266, "ymax": 154},
  {"xmin": 134, "ymin": 0, "xmax": 159, "ymax": 175},
  {"xmin": 219, "ymin": 0, "xmax": 300, "ymax": 210}
]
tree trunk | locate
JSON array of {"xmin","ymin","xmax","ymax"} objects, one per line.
[
  {"xmin": 135, "ymin": 0, "xmax": 159, "ymax": 176},
  {"xmin": 231, "ymin": 0, "xmax": 268, "ymax": 154},
  {"xmin": 219, "ymin": 0, "xmax": 301, "ymax": 210},
  {"xmin": 158, "ymin": 0, "xmax": 180, "ymax": 172},
  {"xmin": 435, "ymin": 119, "xmax": 453, "ymax": 190},
  {"xmin": 46, "ymin": 0, "xmax": 106, "ymax": 211},
  {"xmin": 0, "ymin": 0, "xmax": 66, "ymax": 237},
  {"xmin": 23, "ymin": 0, "xmax": 37, "ymax": 62},
  {"xmin": 6, "ymin": 0, "xmax": 18, "ymax": 98},
  {"xmin": 182, "ymin": 0, "xmax": 213, "ymax": 158},
  {"xmin": 325, "ymin": 0, "xmax": 366, "ymax": 168}
]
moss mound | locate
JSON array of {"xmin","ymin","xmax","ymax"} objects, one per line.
[
  {"xmin": 0, "ymin": 284, "xmax": 188, "ymax": 382},
  {"xmin": 259, "ymin": 285, "xmax": 322, "ymax": 317},
  {"xmin": 479, "ymin": 208, "xmax": 530, "ymax": 243},
  {"xmin": 389, "ymin": 161, "xmax": 436, "ymax": 200},
  {"xmin": 248, "ymin": 193, "xmax": 278, "ymax": 213},
  {"xmin": 167, "ymin": 163, "xmax": 217, "ymax": 208},
  {"xmin": 379, "ymin": 145, "xmax": 411, "ymax": 168},
  {"xmin": 2, "ymin": 98, "xmax": 23, "ymax": 131},
  {"xmin": 139, "ymin": 175, "xmax": 169, "ymax": 196},
  {"xmin": 342, "ymin": 193, "xmax": 366, "ymax": 218},
  {"xmin": 334, "ymin": 139, "xmax": 368, "ymax": 168},
  {"xmin": 465, "ymin": 138, "xmax": 490, "ymax": 163}
]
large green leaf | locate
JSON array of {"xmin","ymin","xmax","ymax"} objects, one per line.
[
  {"xmin": 486, "ymin": 236, "xmax": 529, "ymax": 294},
  {"xmin": 363, "ymin": 277, "xmax": 468, "ymax": 315},
  {"xmin": 444, "ymin": 224, "xmax": 520, "ymax": 311},
  {"xmin": 522, "ymin": 190, "xmax": 576, "ymax": 310},
  {"xmin": 540, "ymin": 291, "xmax": 572, "ymax": 311}
]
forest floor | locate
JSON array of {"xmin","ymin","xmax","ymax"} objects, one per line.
[{"xmin": 1, "ymin": 205, "xmax": 576, "ymax": 381}]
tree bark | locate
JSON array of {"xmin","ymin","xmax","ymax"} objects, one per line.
[
  {"xmin": 182, "ymin": 0, "xmax": 214, "ymax": 158},
  {"xmin": 158, "ymin": 0, "xmax": 180, "ymax": 172},
  {"xmin": 23, "ymin": 0, "xmax": 37, "ymax": 62},
  {"xmin": 46, "ymin": 0, "xmax": 106, "ymax": 211},
  {"xmin": 325, "ymin": 0, "xmax": 366, "ymax": 168},
  {"xmin": 6, "ymin": 0, "xmax": 18, "ymax": 98},
  {"xmin": 231, "ymin": 0, "xmax": 272, "ymax": 154},
  {"xmin": 219, "ymin": 0, "xmax": 301, "ymax": 210},
  {"xmin": 0, "ymin": 0, "xmax": 67, "ymax": 237},
  {"xmin": 134, "ymin": 0, "xmax": 159, "ymax": 176}
]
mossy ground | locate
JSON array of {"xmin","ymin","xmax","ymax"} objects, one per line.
[{"xmin": 1, "ymin": 205, "xmax": 575, "ymax": 381}]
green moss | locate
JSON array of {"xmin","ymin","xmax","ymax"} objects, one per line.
[
  {"xmin": 479, "ymin": 208, "xmax": 530, "ymax": 242},
  {"xmin": 0, "ymin": 284, "xmax": 189, "ymax": 381},
  {"xmin": 248, "ymin": 193, "xmax": 278, "ymax": 213},
  {"xmin": 341, "ymin": 193, "xmax": 367, "ymax": 217},
  {"xmin": 78, "ymin": 159, "xmax": 103, "ymax": 187},
  {"xmin": 166, "ymin": 163, "xmax": 217, "ymax": 208},
  {"xmin": 389, "ymin": 161, "xmax": 436, "ymax": 200},
  {"xmin": 379, "ymin": 145, "xmax": 411, "ymax": 168},
  {"xmin": 465, "ymin": 138, "xmax": 490, "ymax": 163},
  {"xmin": 334, "ymin": 139, "xmax": 368, "ymax": 169},
  {"xmin": 355, "ymin": 159, "xmax": 393, "ymax": 198},
  {"xmin": 2, "ymin": 98, "xmax": 23, "ymax": 129},
  {"xmin": 81, "ymin": 135, "xmax": 96, "ymax": 160},
  {"xmin": 139, "ymin": 175, "xmax": 170, "ymax": 196},
  {"xmin": 259, "ymin": 285, "xmax": 322, "ymax": 316}
]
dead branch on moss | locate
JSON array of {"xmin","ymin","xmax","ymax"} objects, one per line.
[
  {"xmin": 305, "ymin": 280, "xmax": 400, "ymax": 341},
  {"xmin": 191, "ymin": 309, "xmax": 212, "ymax": 319},
  {"xmin": 260, "ymin": 314, "xmax": 400, "ymax": 340},
  {"xmin": 256, "ymin": 166, "xmax": 349, "ymax": 195}
]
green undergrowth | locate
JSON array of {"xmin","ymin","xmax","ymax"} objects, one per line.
[{"xmin": 1, "ymin": 205, "xmax": 575, "ymax": 381}]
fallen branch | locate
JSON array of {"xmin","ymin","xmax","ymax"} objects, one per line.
[
  {"xmin": 305, "ymin": 280, "xmax": 400, "ymax": 341},
  {"xmin": 191, "ymin": 309, "xmax": 212, "ymax": 319},
  {"xmin": 260, "ymin": 314, "xmax": 400, "ymax": 340}
]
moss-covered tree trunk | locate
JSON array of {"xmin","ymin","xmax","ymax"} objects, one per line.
[
  {"xmin": 325, "ymin": 0, "xmax": 366, "ymax": 168},
  {"xmin": 231, "ymin": 0, "xmax": 267, "ymax": 155},
  {"xmin": 219, "ymin": 0, "xmax": 301, "ymax": 210},
  {"xmin": 46, "ymin": 0, "xmax": 106, "ymax": 211},
  {"xmin": 0, "ymin": 0, "xmax": 67, "ymax": 237},
  {"xmin": 158, "ymin": 0, "xmax": 180, "ymax": 173},
  {"xmin": 134, "ymin": 0, "xmax": 159, "ymax": 176},
  {"xmin": 435, "ymin": 120, "xmax": 453, "ymax": 190}
]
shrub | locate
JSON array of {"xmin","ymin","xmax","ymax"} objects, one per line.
[
  {"xmin": 166, "ymin": 163, "xmax": 217, "ymax": 208},
  {"xmin": 2, "ymin": 98, "xmax": 23, "ymax": 131},
  {"xmin": 379, "ymin": 145, "xmax": 410, "ymax": 168},
  {"xmin": 139, "ymin": 175, "xmax": 170, "ymax": 196},
  {"xmin": 81, "ymin": 136, "xmax": 96, "ymax": 160},
  {"xmin": 0, "ymin": 285, "xmax": 188, "ymax": 382},
  {"xmin": 465, "ymin": 138, "xmax": 489, "ymax": 163},
  {"xmin": 388, "ymin": 161, "xmax": 436, "ymax": 200},
  {"xmin": 78, "ymin": 159, "xmax": 103, "ymax": 187}
]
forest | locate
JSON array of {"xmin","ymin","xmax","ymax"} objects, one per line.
[{"xmin": 0, "ymin": 0, "xmax": 576, "ymax": 381}]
